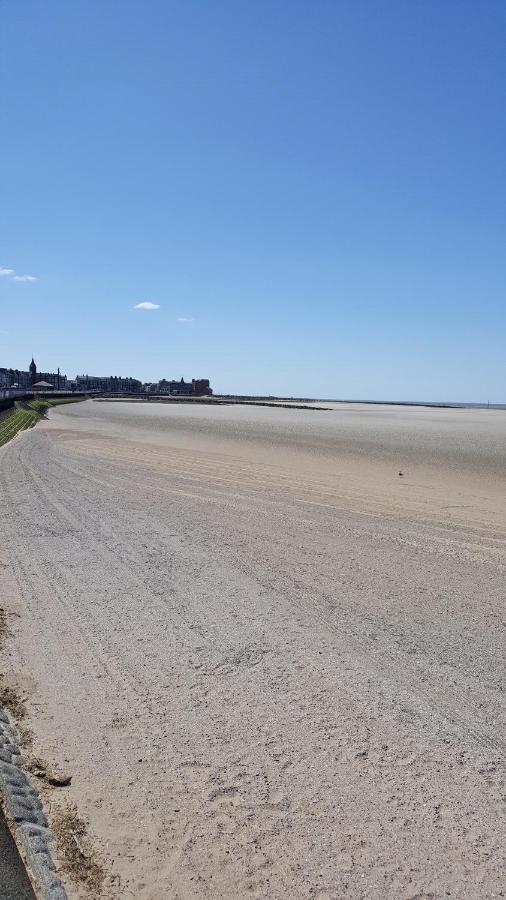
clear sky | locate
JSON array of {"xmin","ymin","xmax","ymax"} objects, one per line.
[{"xmin": 1, "ymin": 1, "xmax": 505, "ymax": 401}]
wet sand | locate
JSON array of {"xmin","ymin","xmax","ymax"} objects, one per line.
[{"xmin": 0, "ymin": 400, "xmax": 505, "ymax": 898}]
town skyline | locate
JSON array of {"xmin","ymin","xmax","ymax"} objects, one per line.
[{"xmin": 0, "ymin": 357, "xmax": 212, "ymax": 396}]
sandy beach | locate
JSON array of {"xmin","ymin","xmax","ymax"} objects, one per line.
[{"xmin": 1, "ymin": 399, "xmax": 505, "ymax": 898}]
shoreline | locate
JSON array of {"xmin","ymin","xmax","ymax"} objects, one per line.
[
  {"xmin": 92, "ymin": 394, "xmax": 506, "ymax": 412},
  {"xmin": 94, "ymin": 394, "xmax": 506, "ymax": 411},
  {"xmin": 93, "ymin": 396, "xmax": 333, "ymax": 411}
]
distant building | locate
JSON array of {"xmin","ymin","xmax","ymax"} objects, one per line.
[
  {"xmin": 75, "ymin": 375, "xmax": 142, "ymax": 393},
  {"xmin": 156, "ymin": 377, "xmax": 193, "ymax": 396},
  {"xmin": 0, "ymin": 359, "xmax": 67, "ymax": 390},
  {"xmin": 0, "ymin": 367, "xmax": 31, "ymax": 389},
  {"xmin": 192, "ymin": 379, "xmax": 212, "ymax": 396},
  {"xmin": 0, "ymin": 368, "xmax": 12, "ymax": 388},
  {"xmin": 1, "ymin": 358, "xmax": 210, "ymax": 396},
  {"xmin": 37, "ymin": 370, "xmax": 67, "ymax": 389},
  {"xmin": 151, "ymin": 377, "xmax": 212, "ymax": 396}
]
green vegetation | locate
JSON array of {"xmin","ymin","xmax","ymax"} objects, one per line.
[
  {"xmin": 0, "ymin": 407, "xmax": 39, "ymax": 447},
  {"xmin": 27, "ymin": 396, "xmax": 84, "ymax": 412},
  {"xmin": 0, "ymin": 396, "xmax": 84, "ymax": 448}
]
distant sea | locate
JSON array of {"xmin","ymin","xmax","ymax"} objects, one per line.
[{"xmin": 321, "ymin": 399, "xmax": 506, "ymax": 410}]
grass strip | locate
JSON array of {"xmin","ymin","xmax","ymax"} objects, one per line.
[{"xmin": 0, "ymin": 396, "xmax": 85, "ymax": 448}]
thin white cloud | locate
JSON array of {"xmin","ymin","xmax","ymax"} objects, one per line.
[
  {"xmin": 13, "ymin": 274, "xmax": 37, "ymax": 282},
  {"xmin": 0, "ymin": 267, "xmax": 15, "ymax": 276},
  {"xmin": 176, "ymin": 316, "xmax": 194, "ymax": 323},
  {"xmin": 134, "ymin": 301, "xmax": 160, "ymax": 310}
]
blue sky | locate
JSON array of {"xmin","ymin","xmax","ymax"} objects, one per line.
[{"xmin": 1, "ymin": 1, "xmax": 505, "ymax": 401}]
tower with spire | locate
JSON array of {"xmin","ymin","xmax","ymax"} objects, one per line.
[{"xmin": 29, "ymin": 357, "xmax": 37, "ymax": 385}]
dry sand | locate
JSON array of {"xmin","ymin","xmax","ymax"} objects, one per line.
[{"xmin": 0, "ymin": 400, "xmax": 505, "ymax": 899}]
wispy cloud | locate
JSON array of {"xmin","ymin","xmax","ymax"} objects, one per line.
[
  {"xmin": 134, "ymin": 301, "xmax": 160, "ymax": 310},
  {"xmin": 1, "ymin": 266, "xmax": 38, "ymax": 282},
  {"xmin": 176, "ymin": 316, "xmax": 194, "ymax": 323}
]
